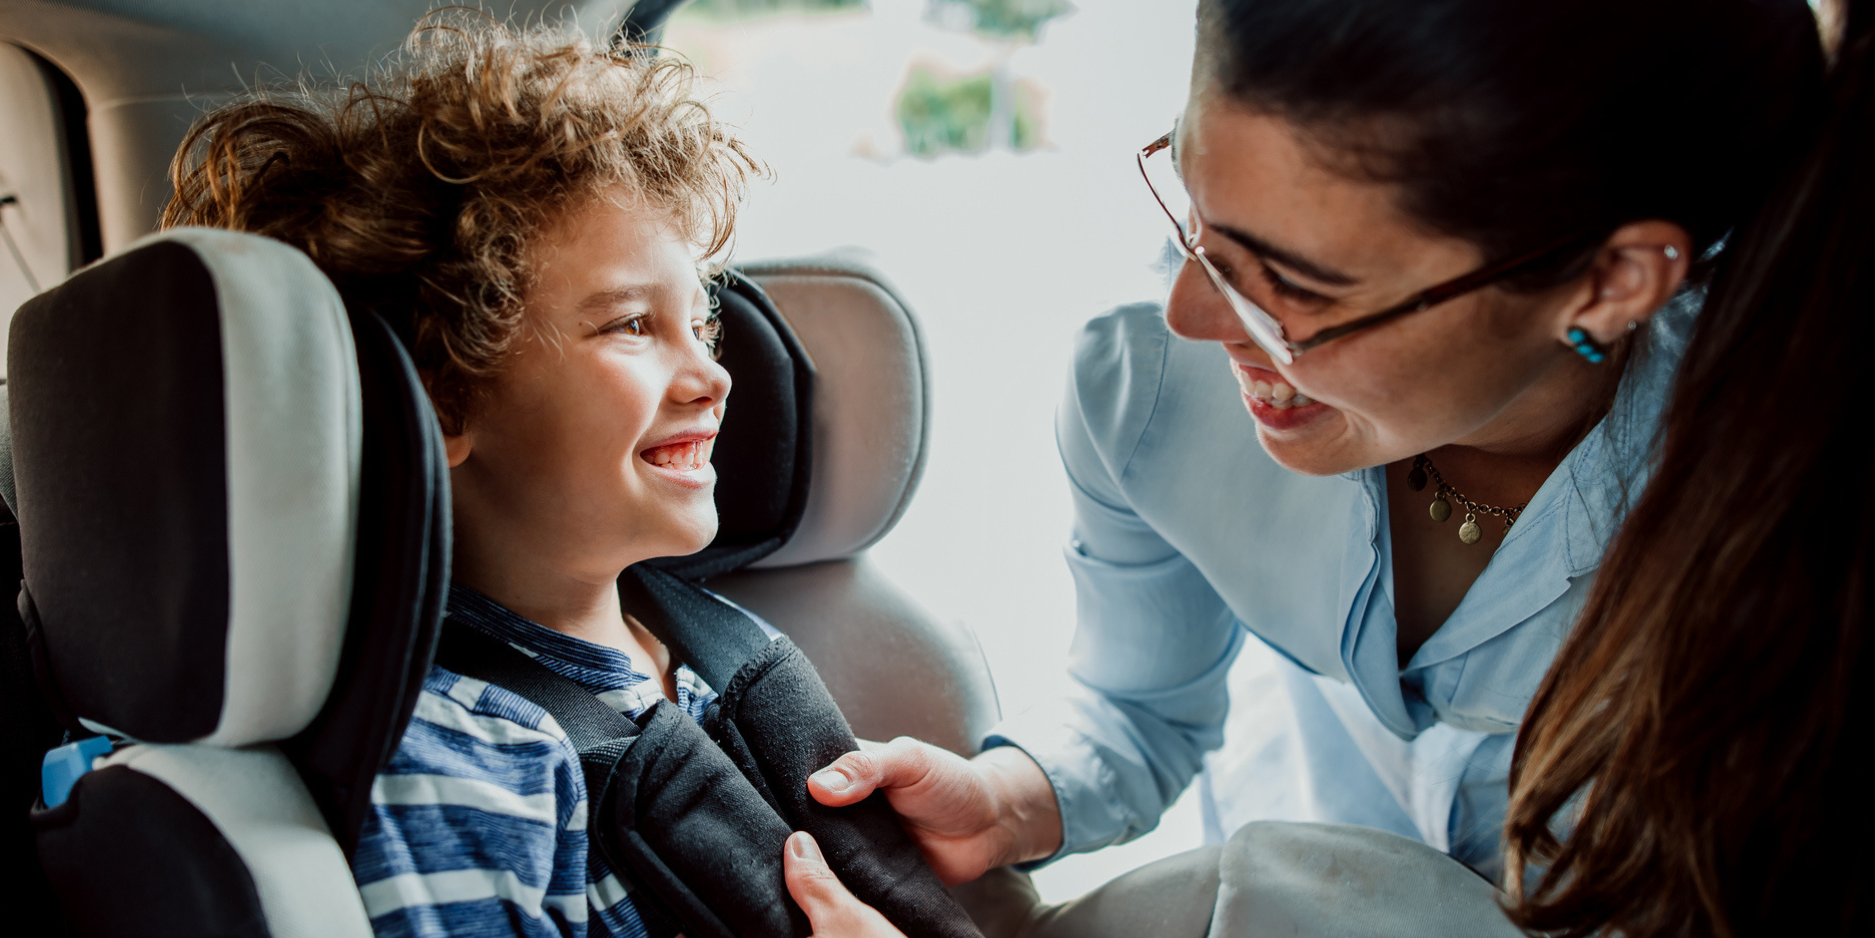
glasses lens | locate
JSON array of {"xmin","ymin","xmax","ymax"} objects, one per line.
[{"xmin": 1140, "ymin": 145, "xmax": 1193, "ymax": 241}]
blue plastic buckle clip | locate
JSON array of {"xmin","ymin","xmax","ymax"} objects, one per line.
[{"xmin": 42, "ymin": 736, "xmax": 114, "ymax": 809}]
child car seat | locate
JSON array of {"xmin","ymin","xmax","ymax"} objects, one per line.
[{"xmin": 6, "ymin": 226, "xmax": 450, "ymax": 936}]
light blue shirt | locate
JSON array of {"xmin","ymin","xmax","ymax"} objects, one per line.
[{"xmin": 987, "ymin": 295, "xmax": 1696, "ymax": 877}]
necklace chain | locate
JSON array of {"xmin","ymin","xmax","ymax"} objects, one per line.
[{"xmin": 1410, "ymin": 453, "xmax": 1527, "ymax": 544}]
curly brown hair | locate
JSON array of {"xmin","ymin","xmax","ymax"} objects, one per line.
[{"xmin": 163, "ymin": 13, "xmax": 762, "ymax": 429}]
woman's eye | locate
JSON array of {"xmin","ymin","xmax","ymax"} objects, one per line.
[
  {"xmin": 1256, "ymin": 262, "xmax": 1330, "ymax": 305},
  {"xmin": 693, "ymin": 313, "xmax": 723, "ymax": 360}
]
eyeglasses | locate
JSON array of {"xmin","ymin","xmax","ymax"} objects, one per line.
[{"xmin": 1137, "ymin": 130, "xmax": 1597, "ymax": 365}]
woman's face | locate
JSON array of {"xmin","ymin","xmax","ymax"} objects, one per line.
[
  {"xmin": 1166, "ymin": 94, "xmax": 1593, "ymax": 476},
  {"xmin": 448, "ymin": 190, "xmax": 731, "ymax": 583}
]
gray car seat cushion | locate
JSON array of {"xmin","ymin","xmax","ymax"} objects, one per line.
[
  {"xmin": 954, "ymin": 822, "xmax": 1522, "ymax": 938},
  {"xmin": 98, "ymin": 744, "xmax": 373, "ymax": 937}
]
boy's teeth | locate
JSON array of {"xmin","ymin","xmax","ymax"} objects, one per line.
[{"xmin": 647, "ymin": 441, "xmax": 706, "ymax": 470}]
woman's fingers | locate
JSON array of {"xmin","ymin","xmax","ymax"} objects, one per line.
[
  {"xmin": 783, "ymin": 832, "xmax": 908, "ymax": 938},
  {"xmin": 809, "ymin": 736, "xmax": 938, "ymax": 807}
]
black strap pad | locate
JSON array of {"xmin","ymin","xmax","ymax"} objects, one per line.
[
  {"xmin": 602, "ymin": 701, "xmax": 807, "ymax": 938},
  {"xmin": 708, "ymin": 638, "xmax": 982, "ymax": 938}
]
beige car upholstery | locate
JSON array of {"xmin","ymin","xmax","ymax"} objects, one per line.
[{"xmin": 721, "ymin": 254, "xmax": 1000, "ymax": 756}]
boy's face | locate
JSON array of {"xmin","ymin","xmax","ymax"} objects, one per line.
[{"xmin": 445, "ymin": 189, "xmax": 732, "ymax": 585}]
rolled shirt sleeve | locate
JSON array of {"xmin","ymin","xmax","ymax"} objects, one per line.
[{"xmin": 985, "ymin": 304, "xmax": 1243, "ymax": 859}]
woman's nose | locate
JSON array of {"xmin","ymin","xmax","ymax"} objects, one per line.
[{"xmin": 1163, "ymin": 259, "xmax": 1254, "ymax": 344}]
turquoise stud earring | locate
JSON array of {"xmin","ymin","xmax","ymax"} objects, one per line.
[{"xmin": 1566, "ymin": 327, "xmax": 1606, "ymax": 364}]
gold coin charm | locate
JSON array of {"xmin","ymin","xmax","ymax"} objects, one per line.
[
  {"xmin": 1458, "ymin": 513, "xmax": 1482, "ymax": 545},
  {"xmin": 1429, "ymin": 497, "xmax": 1452, "ymax": 523}
]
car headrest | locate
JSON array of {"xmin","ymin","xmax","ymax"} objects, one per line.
[
  {"xmin": 7, "ymin": 228, "xmax": 363, "ymax": 748},
  {"xmin": 737, "ymin": 254, "xmax": 930, "ymax": 570},
  {"xmin": 650, "ymin": 253, "xmax": 929, "ymax": 580}
]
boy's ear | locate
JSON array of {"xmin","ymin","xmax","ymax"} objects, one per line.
[
  {"xmin": 419, "ymin": 368, "xmax": 473, "ymax": 468},
  {"xmin": 444, "ymin": 429, "xmax": 472, "ymax": 469}
]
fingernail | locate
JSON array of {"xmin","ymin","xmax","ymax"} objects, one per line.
[
  {"xmin": 790, "ymin": 831, "xmax": 821, "ymax": 861},
  {"xmin": 811, "ymin": 769, "xmax": 850, "ymax": 793}
]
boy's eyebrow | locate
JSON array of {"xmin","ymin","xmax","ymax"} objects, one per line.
[
  {"xmin": 1209, "ymin": 222, "xmax": 1360, "ymax": 286},
  {"xmin": 577, "ymin": 284, "xmax": 656, "ymax": 309}
]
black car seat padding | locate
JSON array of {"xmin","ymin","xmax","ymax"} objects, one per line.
[
  {"xmin": 440, "ymin": 561, "xmax": 980, "ymax": 938},
  {"xmin": 34, "ymin": 765, "xmax": 271, "ymax": 938},
  {"xmin": 658, "ymin": 270, "xmax": 815, "ymax": 582},
  {"xmin": 282, "ymin": 307, "xmax": 449, "ymax": 855}
]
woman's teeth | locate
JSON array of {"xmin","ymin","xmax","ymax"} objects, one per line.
[
  {"xmin": 1245, "ymin": 378, "xmax": 1316, "ymax": 409},
  {"xmin": 644, "ymin": 440, "xmax": 708, "ymax": 470}
]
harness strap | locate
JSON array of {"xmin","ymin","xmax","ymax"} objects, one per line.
[
  {"xmin": 619, "ymin": 564, "xmax": 769, "ymax": 694},
  {"xmin": 433, "ymin": 624, "xmax": 640, "ymax": 750},
  {"xmin": 432, "ymin": 623, "xmax": 691, "ymax": 938}
]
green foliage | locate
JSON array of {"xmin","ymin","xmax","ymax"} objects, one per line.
[
  {"xmin": 897, "ymin": 68, "xmax": 995, "ymax": 156},
  {"xmin": 683, "ymin": 0, "xmax": 865, "ymax": 19},
  {"xmin": 927, "ymin": 0, "xmax": 1073, "ymax": 41},
  {"xmin": 895, "ymin": 65, "xmax": 1042, "ymax": 157}
]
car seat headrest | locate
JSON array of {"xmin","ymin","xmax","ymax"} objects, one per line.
[
  {"xmin": 651, "ymin": 270, "xmax": 815, "ymax": 581},
  {"xmin": 738, "ymin": 254, "xmax": 929, "ymax": 570},
  {"xmin": 650, "ymin": 253, "xmax": 928, "ymax": 579},
  {"xmin": 7, "ymin": 227, "xmax": 362, "ymax": 748}
]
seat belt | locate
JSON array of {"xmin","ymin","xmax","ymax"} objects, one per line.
[{"xmin": 433, "ymin": 565, "xmax": 983, "ymax": 938}]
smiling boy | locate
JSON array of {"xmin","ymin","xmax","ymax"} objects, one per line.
[{"xmin": 164, "ymin": 18, "xmax": 762, "ymax": 937}]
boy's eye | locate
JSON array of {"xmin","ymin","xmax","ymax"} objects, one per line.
[
  {"xmin": 604, "ymin": 315, "xmax": 650, "ymax": 337},
  {"xmin": 694, "ymin": 313, "xmax": 724, "ymax": 361}
]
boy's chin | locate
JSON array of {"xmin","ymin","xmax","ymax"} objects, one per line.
[{"xmin": 656, "ymin": 515, "xmax": 720, "ymax": 559}]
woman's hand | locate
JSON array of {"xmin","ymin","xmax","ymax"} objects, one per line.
[
  {"xmin": 806, "ymin": 737, "xmax": 1063, "ymax": 885},
  {"xmin": 784, "ymin": 832, "xmax": 906, "ymax": 938}
]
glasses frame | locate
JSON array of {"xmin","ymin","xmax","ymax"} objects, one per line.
[{"xmin": 1138, "ymin": 131, "xmax": 1598, "ymax": 365}]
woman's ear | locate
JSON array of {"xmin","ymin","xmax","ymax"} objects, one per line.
[{"xmin": 1561, "ymin": 220, "xmax": 1693, "ymax": 346}]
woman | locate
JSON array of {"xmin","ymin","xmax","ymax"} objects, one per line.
[
  {"xmin": 795, "ymin": 2, "xmax": 1875, "ymax": 928},
  {"xmin": 164, "ymin": 19, "xmax": 770, "ymax": 937},
  {"xmin": 804, "ymin": 0, "xmax": 1823, "ymax": 896}
]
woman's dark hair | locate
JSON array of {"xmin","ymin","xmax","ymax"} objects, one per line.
[
  {"xmin": 1503, "ymin": 3, "xmax": 1875, "ymax": 936},
  {"xmin": 1196, "ymin": 0, "xmax": 1824, "ymax": 285}
]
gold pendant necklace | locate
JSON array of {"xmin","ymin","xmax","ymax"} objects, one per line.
[{"xmin": 1407, "ymin": 454, "xmax": 1526, "ymax": 546}]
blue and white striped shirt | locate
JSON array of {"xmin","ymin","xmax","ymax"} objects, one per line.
[{"xmin": 349, "ymin": 584, "xmax": 718, "ymax": 938}]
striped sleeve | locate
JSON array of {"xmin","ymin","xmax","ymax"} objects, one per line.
[{"xmin": 350, "ymin": 668, "xmax": 590, "ymax": 938}]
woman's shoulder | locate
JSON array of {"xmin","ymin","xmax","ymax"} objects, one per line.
[
  {"xmin": 1064, "ymin": 303, "xmax": 1281, "ymax": 485},
  {"xmin": 1067, "ymin": 304, "xmax": 1245, "ymax": 453}
]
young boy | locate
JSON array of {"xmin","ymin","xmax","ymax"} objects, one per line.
[{"xmin": 166, "ymin": 18, "xmax": 764, "ymax": 937}]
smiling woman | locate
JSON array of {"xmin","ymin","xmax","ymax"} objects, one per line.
[{"xmin": 804, "ymin": 2, "xmax": 1829, "ymax": 932}]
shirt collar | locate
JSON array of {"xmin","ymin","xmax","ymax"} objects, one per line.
[
  {"xmin": 445, "ymin": 582, "xmax": 714, "ymax": 719},
  {"xmin": 1338, "ymin": 288, "xmax": 1701, "ymax": 725}
]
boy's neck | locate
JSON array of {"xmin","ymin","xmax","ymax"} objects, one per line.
[{"xmin": 451, "ymin": 548, "xmax": 679, "ymax": 699}]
